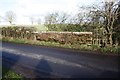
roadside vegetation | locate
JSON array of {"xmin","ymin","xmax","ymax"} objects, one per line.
[
  {"xmin": 2, "ymin": 67, "xmax": 23, "ymax": 79},
  {"xmin": 1, "ymin": 37, "xmax": 120, "ymax": 55}
]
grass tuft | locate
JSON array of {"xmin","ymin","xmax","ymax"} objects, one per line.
[{"xmin": 2, "ymin": 67, "xmax": 23, "ymax": 79}]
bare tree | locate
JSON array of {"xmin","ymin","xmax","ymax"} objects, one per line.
[
  {"xmin": 29, "ymin": 17, "xmax": 34, "ymax": 25},
  {"xmin": 44, "ymin": 12, "xmax": 70, "ymax": 31},
  {"xmin": 101, "ymin": 0, "xmax": 120, "ymax": 46},
  {"xmin": 57, "ymin": 12, "xmax": 69, "ymax": 24},
  {"xmin": 76, "ymin": 1, "xmax": 120, "ymax": 46},
  {"xmin": 0, "ymin": 16, "xmax": 1, "ymax": 23},
  {"xmin": 82, "ymin": 1, "xmax": 120, "ymax": 46},
  {"xmin": 44, "ymin": 13, "xmax": 57, "ymax": 31},
  {"xmin": 37, "ymin": 18, "xmax": 41, "ymax": 25},
  {"xmin": 5, "ymin": 11, "xmax": 16, "ymax": 24}
]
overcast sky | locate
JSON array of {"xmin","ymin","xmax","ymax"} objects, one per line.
[{"xmin": 0, "ymin": 0, "xmax": 102, "ymax": 25}]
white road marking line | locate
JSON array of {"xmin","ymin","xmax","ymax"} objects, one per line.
[{"xmin": 1, "ymin": 47, "xmax": 82, "ymax": 68}]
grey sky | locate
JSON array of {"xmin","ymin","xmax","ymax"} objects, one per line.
[{"xmin": 0, "ymin": 0, "xmax": 102, "ymax": 25}]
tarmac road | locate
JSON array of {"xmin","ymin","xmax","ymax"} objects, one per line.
[{"xmin": 1, "ymin": 41, "xmax": 119, "ymax": 78}]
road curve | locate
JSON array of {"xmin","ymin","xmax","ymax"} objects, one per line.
[{"xmin": 1, "ymin": 41, "xmax": 119, "ymax": 78}]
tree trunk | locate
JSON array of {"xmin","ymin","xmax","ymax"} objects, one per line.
[
  {"xmin": 9, "ymin": 21, "xmax": 12, "ymax": 25},
  {"xmin": 109, "ymin": 33, "xmax": 113, "ymax": 46},
  {"xmin": 107, "ymin": 33, "xmax": 113, "ymax": 47}
]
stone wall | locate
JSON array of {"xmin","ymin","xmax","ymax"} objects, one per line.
[
  {"xmin": 1, "ymin": 27, "xmax": 93, "ymax": 45},
  {"xmin": 35, "ymin": 31, "xmax": 93, "ymax": 45}
]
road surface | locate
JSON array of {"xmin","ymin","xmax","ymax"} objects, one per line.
[{"xmin": 1, "ymin": 41, "xmax": 119, "ymax": 78}]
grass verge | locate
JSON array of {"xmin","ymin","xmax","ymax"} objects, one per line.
[
  {"xmin": 1, "ymin": 37, "xmax": 119, "ymax": 55},
  {"xmin": 2, "ymin": 67, "xmax": 23, "ymax": 79}
]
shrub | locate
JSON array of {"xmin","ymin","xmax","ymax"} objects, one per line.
[
  {"xmin": 99, "ymin": 46, "xmax": 120, "ymax": 54},
  {"xmin": 91, "ymin": 45, "xmax": 100, "ymax": 51}
]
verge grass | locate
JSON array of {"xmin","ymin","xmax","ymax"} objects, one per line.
[
  {"xmin": 2, "ymin": 37, "xmax": 119, "ymax": 54},
  {"xmin": 2, "ymin": 67, "xmax": 23, "ymax": 79}
]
